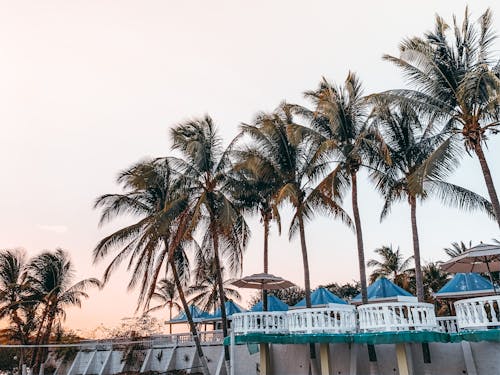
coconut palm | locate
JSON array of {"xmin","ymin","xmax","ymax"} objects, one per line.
[
  {"xmin": 422, "ymin": 262, "xmax": 450, "ymax": 302},
  {"xmin": 170, "ymin": 116, "xmax": 250, "ymax": 352},
  {"xmin": 28, "ymin": 249, "xmax": 100, "ymax": 369},
  {"xmin": 146, "ymin": 278, "xmax": 182, "ymax": 334},
  {"xmin": 290, "ymin": 73, "xmax": 387, "ymax": 303},
  {"xmin": 188, "ymin": 256, "xmax": 241, "ymax": 313},
  {"xmin": 367, "ymin": 245, "xmax": 414, "ymax": 286},
  {"xmin": 381, "ymin": 8, "xmax": 500, "ymax": 226},
  {"xmin": 94, "ymin": 159, "xmax": 210, "ymax": 375},
  {"xmin": 241, "ymin": 106, "xmax": 352, "ymax": 307},
  {"xmin": 370, "ymin": 102, "xmax": 494, "ymax": 301},
  {"xmin": 443, "ymin": 240, "xmax": 472, "ymax": 258}
]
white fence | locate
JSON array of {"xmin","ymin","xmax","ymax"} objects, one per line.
[
  {"xmin": 436, "ymin": 316, "xmax": 458, "ymax": 333},
  {"xmin": 455, "ymin": 295, "xmax": 500, "ymax": 330},
  {"xmin": 232, "ymin": 311, "xmax": 288, "ymax": 334},
  {"xmin": 288, "ymin": 305, "xmax": 357, "ymax": 334}
]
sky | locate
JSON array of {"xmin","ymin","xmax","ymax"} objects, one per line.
[{"xmin": 1, "ymin": 1, "xmax": 499, "ymax": 333}]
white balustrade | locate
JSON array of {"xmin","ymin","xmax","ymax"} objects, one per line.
[
  {"xmin": 232, "ymin": 311, "xmax": 288, "ymax": 334},
  {"xmin": 455, "ymin": 295, "xmax": 500, "ymax": 330},
  {"xmin": 357, "ymin": 302, "xmax": 437, "ymax": 332},
  {"xmin": 288, "ymin": 304, "xmax": 357, "ymax": 334},
  {"xmin": 436, "ymin": 316, "xmax": 458, "ymax": 333}
]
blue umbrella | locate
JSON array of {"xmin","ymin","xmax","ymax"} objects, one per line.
[
  {"xmin": 352, "ymin": 277, "xmax": 414, "ymax": 304},
  {"xmin": 250, "ymin": 295, "xmax": 289, "ymax": 312},
  {"xmin": 294, "ymin": 287, "xmax": 347, "ymax": 307},
  {"xmin": 434, "ymin": 273, "xmax": 494, "ymax": 299},
  {"xmin": 167, "ymin": 304, "xmax": 211, "ymax": 323}
]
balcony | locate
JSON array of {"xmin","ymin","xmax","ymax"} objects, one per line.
[{"xmin": 455, "ymin": 295, "xmax": 500, "ymax": 330}]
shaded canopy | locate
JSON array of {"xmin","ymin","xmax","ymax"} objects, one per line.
[
  {"xmin": 294, "ymin": 287, "xmax": 346, "ymax": 307},
  {"xmin": 205, "ymin": 300, "xmax": 246, "ymax": 321},
  {"xmin": 232, "ymin": 273, "xmax": 295, "ymax": 290},
  {"xmin": 435, "ymin": 273, "xmax": 494, "ymax": 299},
  {"xmin": 166, "ymin": 304, "xmax": 211, "ymax": 324},
  {"xmin": 441, "ymin": 243, "xmax": 500, "ymax": 273},
  {"xmin": 250, "ymin": 295, "xmax": 289, "ymax": 312},
  {"xmin": 352, "ymin": 277, "xmax": 415, "ymax": 305}
]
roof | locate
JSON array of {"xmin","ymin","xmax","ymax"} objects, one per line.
[
  {"xmin": 352, "ymin": 277, "xmax": 414, "ymax": 304},
  {"xmin": 435, "ymin": 272, "xmax": 494, "ymax": 299},
  {"xmin": 294, "ymin": 287, "xmax": 347, "ymax": 307},
  {"xmin": 250, "ymin": 295, "xmax": 289, "ymax": 312},
  {"xmin": 167, "ymin": 304, "xmax": 211, "ymax": 323},
  {"xmin": 205, "ymin": 300, "xmax": 246, "ymax": 320},
  {"xmin": 441, "ymin": 243, "xmax": 500, "ymax": 273}
]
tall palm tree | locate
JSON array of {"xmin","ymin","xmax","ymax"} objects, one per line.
[
  {"xmin": 422, "ymin": 262, "xmax": 450, "ymax": 303},
  {"xmin": 443, "ymin": 240, "xmax": 472, "ymax": 258},
  {"xmin": 291, "ymin": 73, "xmax": 387, "ymax": 303},
  {"xmin": 371, "ymin": 102, "xmax": 494, "ymax": 301},
  {"xmin": 189, "ymin": 256, "xmax": 241, "ymax": 313},
  {"xmin": 28, "ymin": 249, "xmax": 100, "ymax": 369},
  {"xmin": 170, "ymin": 116, "xmax": 250, "ymax": 354},
  {"xmin": 94, "ymin": 159, "xmax": 210, "ymax": 375},
  {"xmin": 381, "ymin": 7, "xmax": 500, "ymax": 227},
  {"xmin": 367, "ymin": 245, "xmax": 414, "ymax": 286},
  {"xmin": 241, "ymin": 106, "xmax": 352, "ymax": 307},
  {"xmin": 146, "ymin": 278, "xmax": 182, "ymax": 334}
]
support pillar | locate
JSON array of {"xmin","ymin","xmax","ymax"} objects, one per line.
[
  {"xmin": 349, "ymin": 344, "xmax": 358, "ymax": 375},
  {"xmin": 319, "ymin": 343, "xmax": 331, "ymax": 375},
  {"xmin": 259, "ymin": 343, "xmax": 270, "ymax": 375},
  {"xmin": 461, "ymin": 341, "xmax": 478, "ymax": 375},
  {"xmin": 395, "ymin": 343, "xmax": 410, "ymax": 375}
]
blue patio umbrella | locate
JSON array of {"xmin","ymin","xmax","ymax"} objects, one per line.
[
  {"xmin": 166, "ymin": 304, "xmax": 211, "ymax": 324},
  {"xmin": 294, "ymin": 287, "xmax": 347, "ymax": 307},
  {"xmin": 351, "ymin": 277, "xmax": 415, "ymax": 305},
  {"xmin": 250, "ymin": 295, "xmax": 289, "ymax": 312},
  {"xmin": 434, "ymin": 273, "xmax": 495, "ymax": 299}
]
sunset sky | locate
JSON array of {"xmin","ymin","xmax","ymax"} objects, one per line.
[{"xmin": 1, "ymin": 1, "xmax": 499, "ymax": 334}]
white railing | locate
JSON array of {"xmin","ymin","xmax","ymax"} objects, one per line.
[
  {"xmin": 436, "ymin": 316, "xmax": 458, "ymax": 333},
  {"xmin": 232, "ymin": 311, "xmax": 288, "ymax": 334},
  {"xmin": 455, "ymin": 295, "xmax": 500, "ymax": 330},
  {"xmin": 288, "ymin": 304, "xmax": 357, "ymax": 334},
  {"xmin": 357, "ymin": 302, "xmax": 437, "ymax": 332}
]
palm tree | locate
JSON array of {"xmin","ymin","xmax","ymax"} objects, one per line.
[
  {"xmin": 28, "ymin": 249, "xmax": 100, "ymax": 369},
  {"xmin": 170, "ymin": 116, "xmax": 250, "ymax": 354},
  {"xmin": 381, "ymin": 8, "xmax": 500, "ymax": 227},
  {"xmin": 367, "ymin": 245, "xmax": 414, "ymax": 287},
  {"xmin": 241, "ymin": 106, "xmax": 352, "ymax": 307},
  {"xmin": 371, "ymin": 102, "xmax": 494, "ymax": 301},
  {"xmin": 422, "ymin": 262, "xmax": 450, "ymax": 303},
  {"xmin": 291, "ymin": 73, "xmax": 386, "ymax": 304},
  {"xmin": 443, "ymin": 241, "xmax": 472, "ymax": 258},
  {"xmin": 146, "ymin": 278, "xmax": 182, "ymax": 334},
  {"xmin": 94, "ymin": 159, "xmax": 210, "ymax": 375},
  {"xmin": 189, "ymin": 256, "xmax": 241, "ymax": 313}
]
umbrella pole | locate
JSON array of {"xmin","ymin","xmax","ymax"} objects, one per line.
[{"xmin": 485, "ymin": 260, "xmax": 498, "ymax": 294}]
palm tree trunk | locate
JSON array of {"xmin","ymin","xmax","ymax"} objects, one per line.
[
  {"xmin": 351, "ymin": 172, "xmax": 368, "ymax": 304},
  {"xmin": 169, "ymin": 259, "xmax": 210, "ymax": 375},
  {"xmin": 297, "ymin": 212, "xmax": 311, "ymax": 308},
  {"xmin": 30, "ymin": 306, "xmax": 49, "ymax": 367},
  {"xmin": 169, "ymin": 303, "xmax": 172, "ymax": 335},
  {"xmin": 474, "ymin": 142, "xmax": 500, "ymax": 227},
  {"xmin": 409, "ymin": 196, "xmax": 424, "ymax": 301},
  {"xmin": 263, "ymin": 213, "xmax": 270, "ymax": 311},
  {"xmin": 211, "ymin": 230, "xmax": 230, "ymax": 362}
]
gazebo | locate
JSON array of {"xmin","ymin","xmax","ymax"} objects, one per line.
[
  {"xmin": 293, "ymin": 287, "xmax": 347, "ymax": 308},
  {"xmin": 250, "ymin": 295, "xmax": 289, "ymax": 312},
  {"xmin": 434, "ymin": 272, "xmax": 495, "ymax": 299},
  {"xmin": 166, "ymin": 304, "xmax": 211, "ymax": 324},
  {"xmin": 351, "ymin": 277, "xmax": 416, "ymax": 305}
]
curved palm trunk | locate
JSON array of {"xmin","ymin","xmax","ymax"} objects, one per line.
[
  {"xmin": 169, "ymin": 259, "xmax": 210, "ymax": 375},
  {"xmin": 409, "ymin": 196, "xmax": 424, "ymax": 301},
  {"xmin": 211, "ymin": 230, "xmax": 230, "ymax": 362},
  {"xmin": 263, "ymin": 213, "xmax": 270, "ymax": 311},
  {"xmin": 169, "ymin": 303, "xmax": 172, "ymax": 335},
  {"xmin": 351, "ymin": 172, "xmax": 368, "ymax": 304},
  {"xmin": 297, "ymin": 213, "xmax": 312, "ymax": 308},
  {"xmin": 474, "ymin": 142, "xmax": 500, "ymax": 228},
  {"xmin": 30, "ymin": 306, "xmax": 50, "ymax": 367}
]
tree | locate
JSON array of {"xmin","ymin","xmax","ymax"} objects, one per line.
[
  {"xmin": 382, "ymin": 7, "xmax": 500, "ymax": 227},
  {"xmin": 443, "ymin": 240, "xmax": 472, "ymax": 258},
  {"xmin": 243, "ymin": 105, "xmax": 352, "ymax": 308},
  {"xmin": 291, "ymin": 73, "xmax": 386, "ymax": 304},
  {"xmin": 146, "ymin": 278, "xmax": 182, "ymax": 334},
  {"xmin": 94, "ymin": 159, "xmax": 210, "ymax": 375},
  {"xmin": 170, "ymin": 116, "xmax": 250, "ymax": 363},
  {"xmin": 28, "ymin": 249, "xmax": 100, "ymax": 369},
  {"xmin": 370, "ymin": 101, "xmax": 493, "ymax": 301},
  {"xmin": 248, "ymin": 287, "xmax": 305, "ymax": 307},
  {"xmin": 367, "ymin": 245, "xmax": 414, "ymax": 287},
  {"xmin": 321, "ymin": 282, "xmax": 361, "ymax": 300}
]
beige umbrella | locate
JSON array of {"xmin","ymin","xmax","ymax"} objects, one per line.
[
  {"xmin": 440, "ymin": 243, "xmax": 500, "ymax": 293},
  {"xmin": 232, "ymin": 273, "xmax": 295, "ymax": 311}
]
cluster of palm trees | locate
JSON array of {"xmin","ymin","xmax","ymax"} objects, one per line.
[
  {"xmin": 94, "ymin": 8, "xmax": 498, "ymax": 373},
  {"xmin": 0, "ymin": 248, "xmax": 100, "ymax": 370}
]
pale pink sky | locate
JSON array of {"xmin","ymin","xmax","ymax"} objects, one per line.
[{"xmin": 1, "ymin": 1, "xmax": 499, "ymax": 333}]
